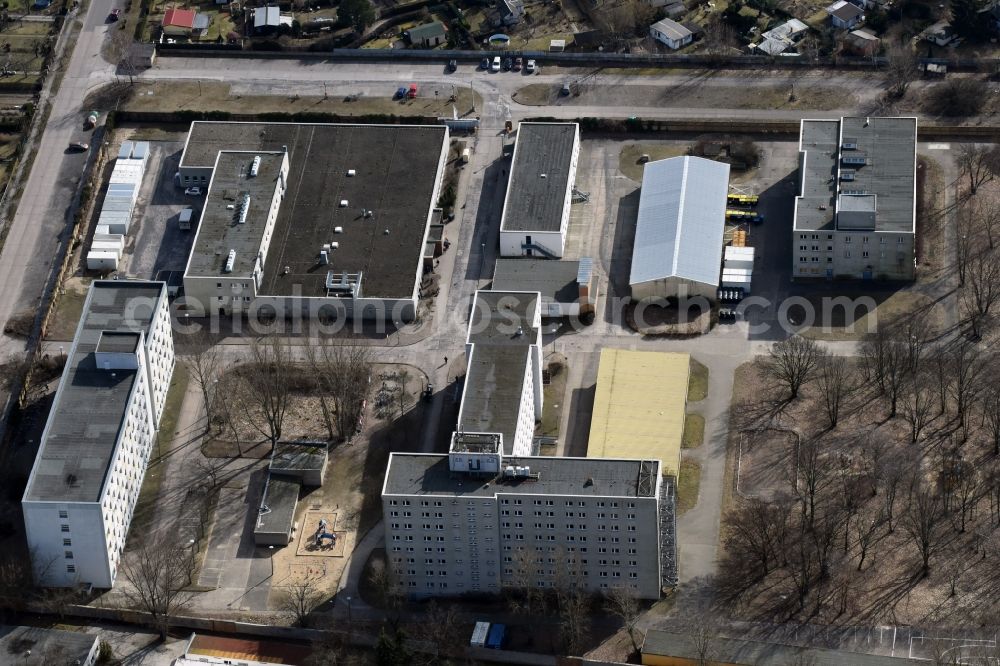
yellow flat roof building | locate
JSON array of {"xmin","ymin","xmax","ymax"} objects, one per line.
[{"xmin": 587, "ymin": 349, "xmax": 689, "ymax": 477}]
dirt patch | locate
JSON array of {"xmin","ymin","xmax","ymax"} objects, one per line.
[
  {"xmin": 688, "ymin": 358, "xmax": 709, "ymax": 402},
  {"xmin": 627, "ymin": 301, "xmax": 712, "ymax": 337},
  {"xmin": 515, "ymin": 82, "xmax": 855, "ymax": 112},
  {"xmin": 123, "ymin": 80, "xmax": 482, "ymax": 119},
  {"xmin": 682, "ymin": 413, "xmax": 705, "ymax": 449},
  {"xmin": 735, "ymin": 428, "xmax": 797, "ymax": 502},
  {"xmin": 799, "ymin": 290, "xmax": 943, "ymax": 342},
  {"xmin": 618, "ymin": 143, "xmax": 689, "ymax": 182}
]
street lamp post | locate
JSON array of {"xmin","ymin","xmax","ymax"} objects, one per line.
[{"xmin": 346, "ymin": 595, "xmax": 352, "ymax": 623}]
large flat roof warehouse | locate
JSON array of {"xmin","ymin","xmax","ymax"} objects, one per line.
[
  {"xmin": 383, "ymin": 453, "xmax": 661, "ymax": 498},
  {"xmin": 180, "ymin": 122, "xmax": 448, "ymax": 299},
  {"xmin": 187, "ymin": 151, "xmax": 287, "ymax": 278},
  {"xmin": 629, "ymin": 156, "xmax": 730, "ymax": 290},
  {"xmin": 795, "ymin": 116, "xmax": 917, "ymax": 233},
  {"xmin": 501, "ymin": 123, "xmax": 579, "ymax": 232},
  {"xmin": 24, "ymin": 281, "xmax": 165, "ymax": 503},
  {"xmin": 588, "ymin": 349, "xmax": 689, "ymax": 478}
]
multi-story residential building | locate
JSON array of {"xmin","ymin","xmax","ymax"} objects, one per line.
[
  {"xmin": 793, "ymin": 116, "xmax": 917, "ymax": 280},
  {"xmin": 382, "ymin": 451, "xmax": 666, "ymax": 599},
  {"xmin": 22, "ymin": 280, "xmax": 174, "ymax": 588},
  {"xmin": 382, "ymin": 289, "xmax": 673, "ymax": 600}
]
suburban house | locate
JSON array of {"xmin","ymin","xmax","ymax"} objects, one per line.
[
  {"xmin": 644, "ymin": 0, "xmax": 685, "ymax": 16},
  {"xmin": 649, "ymin": 18, "xmax": 693, "ymax": 49},
  {"xmin": 751, "ymin": 17, "xmax": 808, "ymax": 55},
  {"xmin": 497, "ymin": 0, "xmax": 525, "ymax": 26},
  {"xmin": 161, "ymin": 7, "xmax": 197, "ymax": 36},
  {"xmin": 252, "ymin": 6, "xmax": 292, "ymax": 34},
  {"xmin": 826, "ymin": 0, "xmax": 864, "ymax": 29},
  {"xmin": 923, "ymin": 21, "xmax": 956, "ymax": 46},
  {"xmin": 405, "ymin": 21, "xmax": 447, "ymax": 47},
  {"xmin": 841, "ymin": 28, "xmax": 879, "ymax": 55}
]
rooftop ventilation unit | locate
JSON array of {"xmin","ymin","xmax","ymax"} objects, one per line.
[
  {"xmin": 842, "ymin": 155, "xmax": 867, "ymax": 166},
  {"xmin": 364, "ymin": 210, "xmax": 373, "ymax": 219},
  {"xmin": 250, "ymin": 155, "xmax": 261, "ymax": 177},
  {"xmin": 840, "ymin": 170, "xmax": 856, "ymax": 181},
  {"xmin": 347, "ymin": 169, "xmax": 356, "ymax": 177},
  {"xmin": 224, "ymin": 249, "xmax": 236, "ymax": 273},
  {"xmin": 320, "ymin": 250, "xmax": 329, "ymax": 265},
  {"xmin": 334, "ymin": 226, "xmax": 343, "ymax": 234},
  {"xmin": 841, "ymin": 140, "xmax": 858, "ymax": 150},
  {"xmin": 238, "ymin": 193, "xmax": 250, "ymax": 224},
  {"xmin": 331, "ymin": 241, "xmax": 339, "ymax": 249},
  {"xmin": 340, "ymin": 200, "xmax": 349, "ymax": 208}
]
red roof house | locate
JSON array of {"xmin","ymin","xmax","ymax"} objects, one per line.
[{"xmin": 162, "ymin": 7, "xmax": 196, "ymax": 35}]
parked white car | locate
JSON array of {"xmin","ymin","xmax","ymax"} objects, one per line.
[
  {"xmin": 490, "ymin": 56, "xmax": 501, "ymax": 72},
  {"xmin": 184, "ymin": 187, "xmax": 203, "ymax": 196}
]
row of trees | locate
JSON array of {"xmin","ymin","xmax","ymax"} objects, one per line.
[{"xmin": 187, "ymin": 335, "xmax": 373, "ymax": 449}]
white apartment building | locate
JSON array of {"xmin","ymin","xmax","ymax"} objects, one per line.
[
  {"xmin": 793, "ymin": 116, "xmax": 917, "ymax": 280},
  {"xmin": 382, "ymin": 452, "xmax": 666, "ymax": 599},
  {"xmin": 499, "ymin": 123, "xmax": 580, "ymax": 259},
  {"xmin": 22, "ymin": 280, "xmax": 175, "ymax": 588},
  {"xmin": 381, "ymin": 289, "xmax": 672, "ymax": 600},
  {"xmin": 460, "ymin": 290, "xmax": 543, "ymax": 458}
]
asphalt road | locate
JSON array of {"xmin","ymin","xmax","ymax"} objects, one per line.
[{"xmin": 0, "ymin": 0, "xmax": 121, "ymax": 365}]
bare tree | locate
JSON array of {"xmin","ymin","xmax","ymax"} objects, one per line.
[
  {"xmin": 854, "ymin": 502, "xmax": 884, "ymax": 571},
  {"xmin": 186, "ymin": 331, "xmax": 222, "ymax": 433},
  {"xmin": 118, "ymin": 538, "xmax": 197, "ymax": 638},
  {"xmin": 240, "ymin": 336, "xmax": 293, "ymax": 448},
  {"xmin": 761, "ymin": 335, "xmax": 821, "ymax": 400},
  {"xmin": 901, "ymin": 372, "xmax": 934, "ymax": 444},
  {"xmin": 307, "ymin": 343, "xmax": 372, "ymax": 442},
  {"xmin": 796, "ymin": 438, "xmax": 832, "ymax": 531},
  {"xmin": 278, "ymin": 574, "xmax": 325, "ymax": 627},
  {"xmin": 555, "ymin": 580, "xmax": 591, "ymax": 656},
  {"xmin": 605, "ymin": 586, "xmax": 643, "ymax": 656},
  {"xmin": 723, "ymin": 498, "xmax": 791, "ymax": 577},
  {"xmin": 902, "ymin": 482, "xmax": 945, "ymax": 577},
  {"xmin": 418, "ymin": 601, "xmax": 463, "ymax": 664},
  {"xmin": 962, "ymin": 247, "xmax": 1000, "ymax": 339},
  {"xmin": 194, "ymin": 454, "xmax": 226, "ymax": 488},
  {"xmin": 885, "ymin": 45, "xmax": 919, "ymax": 98},
  {"xmin": 395, "ymin": 367, "xmax": 411, "ymax": 418},
  {"xmin": 947, "ymin": 340, "xmax": 987, "ymax": 439},
  {"xmin": 816, "ymin": 353, "xmax": 854, "ymax": 428},
  {"xmin": 956, "ymin": 143, "xmax": 1000, "ymax": 196},
  {"xmin": 982, "ymin": 378, "xmax": 1000, "ymax": 456},
  {"xmin": 367, "ymin": 555, "xmax": 403, "ymax": 622}
]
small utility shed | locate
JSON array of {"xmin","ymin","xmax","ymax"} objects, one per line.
[
  {"xmin": 587, "ymin": 349, "xmax": 689, "ymax": 478},
  {"xmin": 253, "ymin": 475, "xmax": 301, "ymax": 546},
  {"xmin": 491, "ymin": 257, "xmax": 597, "ymax": 318},
  {"xmin": 629, "ymin": 156, "xmax": 730, "ymax": 301}
]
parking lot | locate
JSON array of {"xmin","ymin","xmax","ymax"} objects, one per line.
[{"xmin": 122, "ymin": 139, "xmax": 196, "ymax": 280}]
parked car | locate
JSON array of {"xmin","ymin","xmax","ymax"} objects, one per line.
[
  {"xmin": 68, "ymin": 142, "xmax": 89, "ymax": 152},
  {"xmin": 525, "ymin": 59, "xmax": 536, "ymax": 73},
  {"xmin": 502, "ymin": 57, "xmax": 512, "ymax": 71},
  {"xmin": 480, "ymin": 57, "xmax": 490, "ymax": 69},
  {"xmin": 490, "ymin": 56, "xmax": 501, "ymax": 72},
  {"xmin": 512, "ymin": 56, "xmax": 522, "ymax": 71},
  {"xmin": 447, "ymin": 59, "xmax": 457, "ymax": 72},
  {"xmin": 107, "ymin": 7, "xmax": 120, "ymax": 21},
  {"xmin": 184, "ymin": 187, "xmax": 203, "ymax": 196},
  {"xmin": 560, "ymin": 83, "xmax": 571, "ymax": 96},
  {"xmin": 394, "ymin": 86, "xmax": 407, "ymax": 99},
  {"xmin": 407, "ymin": 83, "xmax": 417, "ymax": 98}
]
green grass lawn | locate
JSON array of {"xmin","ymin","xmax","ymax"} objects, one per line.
[
  {"xmin": 676, "ymin": 459, "xmax": 701, "ymax": 515},
  {"xmin": 682, "ymin": 413, "xmax": 704, "ymax": 449},
  {"xmin": 43, "ymin": 278, "xmax": 90, "ymax": 342},
  {"xmin": 688, "ymin": 358, "xmax": 708, "ymax": 402}
]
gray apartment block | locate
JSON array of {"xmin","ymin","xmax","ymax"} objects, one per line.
[
  {"xmin": 382, "ymin": 453, "xmax": 665, "ymax": 599},
  {"xmin": 793, "ymin": 116, "xmax": 917, "ymax": 280}
]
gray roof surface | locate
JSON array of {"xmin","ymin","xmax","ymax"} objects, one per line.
[
  {"xmin": 830, "ymin": 1, "xmax": 863, "ymax": 19},
  {"xmin": 650, "ymin": 18, "xmax": 692, "ymax": 40},
  {"xmin": 492, "ymin": 258, "xmax": 580, "ymax": 304},
  {"xmin": 96, "ymin": 330, "xmax": 141, "ymax": 354},
  {"xmin": 384, "ymin": 453, "xmax": 661, "ymax": 497},
  {"xmin": 407, "ymin": 21, "xmax": 446, "ymax": 40},
  {"xmin": 642, "ymin": 631, "xmax": 926, "ymax": 665},
  {"xmin": 459, "ymin": 345, "xmax": 531, "ymax": 454},
  {"xmin": 502, "ymin": 123, "xmax": 578, "ymax": 232},
  {"xmin": 795, "ymin": 117, "xmax": 916, "ymax": 233},
  {"xmin": 467, "ymin": 290, "xmax": 539, "ymax": 346},
  {"xmin": 255, "ymin": 475, "xmax": 300, "ymax": 536},
  {"xmin": 0, "ymin": 625, "xmax": 98, "ymax": 666},
  {"xmin": 180, "ymin": 122, "xmax": 448, "ymax": 298},
  {"xmin": 24, "ymin": 281, "xmax": 165, "ymax": 503},
  {"xmin": 630, "ymin": 156, "xmax": 730, "ymax": 288},
  {"xmin": 188, "ymin": 151, "xmax": 286, "ymax": 278},
  {"xmin": 271, "ymin": 442, "xmax": 327, "ymax": 472}
]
